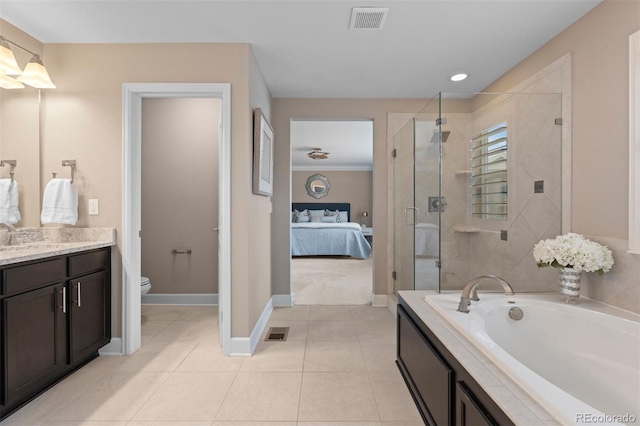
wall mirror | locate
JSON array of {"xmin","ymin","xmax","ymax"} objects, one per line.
[{"xmin": 305, "ymin": 173, "xmax": 330, "ymax": 198}]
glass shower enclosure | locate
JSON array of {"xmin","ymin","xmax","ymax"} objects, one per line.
[{"xmin": 393, "ymin": 91, "xmax": 563, "ymax": 295}]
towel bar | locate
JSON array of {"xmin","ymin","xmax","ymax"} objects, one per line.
[{"xmin": 171, "ymin": 249, "xmax": 192, "ymax": 255}]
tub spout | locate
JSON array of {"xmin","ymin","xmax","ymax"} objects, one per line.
[{"xmin": 457, "ymin": 275, "xmax": 514, "ymax": 313}]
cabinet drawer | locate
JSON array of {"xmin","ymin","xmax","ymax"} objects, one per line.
[
  {"xmin": 68, "ymin": 249, "xmax": 109, "ymax": 277},
  {"xmin": 2, "ymin": 258, "xmax": 66, "ymax": 296}
]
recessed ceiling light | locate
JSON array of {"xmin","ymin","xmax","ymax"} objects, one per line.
[{"xmin": 450, "ymin": 73, "xmax": 468, "ymax": 82}]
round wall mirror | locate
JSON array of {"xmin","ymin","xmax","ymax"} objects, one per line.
[{"xmin": 305, "ymin": 173, "xmax": 331, "ymax": 198}]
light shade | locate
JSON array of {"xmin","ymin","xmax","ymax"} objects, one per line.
[
  {"xmin": 17, "ymin": 55, "xmax": 56, "ymax": 89},
  {"xmin": 0, "ymin": 39, "xmax": 22, "ymax": 75},
  {"xmin": 0, "ymin": 74, "xmax": 24, "ymax": 89}
]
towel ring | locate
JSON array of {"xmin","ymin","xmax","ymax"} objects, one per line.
[
  {"xmin": 0, "ymin": 160, "xmax": 17, "ymax": 183},
  {"xmin": 61, "ymin": 160, "xmax": 76, "ymax": 183}
]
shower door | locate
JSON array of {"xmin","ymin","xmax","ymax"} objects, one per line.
[{"xmin": 393, "ymin": 99, "xmax": 442, "ymax": 294}]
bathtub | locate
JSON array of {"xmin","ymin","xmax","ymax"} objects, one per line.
[{"xmin": 423, "ymin": 293, "xmax": 640, "ymax": 425}]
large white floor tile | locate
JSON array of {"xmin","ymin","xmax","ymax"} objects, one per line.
[
  {"xmin": 176, "ymin": 340, "xmax": 243, "ymax": 372},
  {"xmin": 307, "ymin": 321, "xmax": 358, "ymax": 342},
  {"xmin": 239, "ymin": 341, "xmax": 306, "ymax": 372},
  {"xmin": 369, "ymin": 372, "xmax": 423, "ymax": 422},
  {"xmin": 298, "ymin": 372, "xmax": 380, "ymax": 422},
  {"xmin": 215, "ymin": 372, "xmax": 302, "ymax": 421},
  {"xmin": 303, "ymin": 341, "xmax": 366, "ymax": 372},
  {"xmin": 132, "ymin": 372, "xmax": 236, "ymax": 422},
  {"xmin": 49, "ymin": 372, "xmax": 169, "ymax": 421},
  {"xmin": 112, "ymin": 341, "xmax": 198, "ymax": 372}
]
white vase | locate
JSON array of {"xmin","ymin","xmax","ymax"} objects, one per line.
[{"xmin": 558, "ymin": 267, "xmax": 582, "ymax": 304}]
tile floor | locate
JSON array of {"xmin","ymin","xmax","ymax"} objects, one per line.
[{"xmin": 1, "ymin": 304, "xmax": 423, "ymax": 426}]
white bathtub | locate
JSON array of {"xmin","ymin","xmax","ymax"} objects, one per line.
[{"xmin": 423, "ymin": 293, "xmax": 640, "ymax": 425}]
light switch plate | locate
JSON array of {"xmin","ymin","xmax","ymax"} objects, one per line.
[{"xmin": 88, "ymin": 199, "xmax": 99, "ymax": 215}]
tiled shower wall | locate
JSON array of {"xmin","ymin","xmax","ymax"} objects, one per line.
[{"xmin": 440, "ymin": 90, "xmax": 563, "ymax": 292}]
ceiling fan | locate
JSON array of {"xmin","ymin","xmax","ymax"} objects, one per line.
[{"xmin": 307, "ymin": 147, "xmax": 330, "ymax": 160}]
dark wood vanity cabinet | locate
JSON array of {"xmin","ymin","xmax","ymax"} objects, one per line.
[
  {"xmin": 397, "ymin": 298, "xmax": 513, "ymax": 426},
  {"xmin": 3, "ymin": 283, "xmax": 68, "ymax": 407},
  {"xmin": 0, "ymin": 248, "xmax": 111, "ymax": 420}
]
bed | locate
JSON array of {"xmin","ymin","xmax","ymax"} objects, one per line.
[{"xmin": 291, "ymin": 202, "xmax": 371, "ymax": 259}]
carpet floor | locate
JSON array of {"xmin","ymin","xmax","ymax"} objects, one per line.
[{"xmin": 292, "ymin": 256, "xmax": 373, "ymax": 305}]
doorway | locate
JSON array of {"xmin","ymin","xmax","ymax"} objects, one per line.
[
  {"xmin": 289, "ymin": 119, "xmax": 374, "ymax": 305},
  {"xmin": 122, "ymin": 83, "xmax": 231, "ymax": 356}
]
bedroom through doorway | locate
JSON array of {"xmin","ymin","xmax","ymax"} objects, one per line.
[{"xmin": 290, "ymin": 120, "xmax": 374, "ymax": 305}]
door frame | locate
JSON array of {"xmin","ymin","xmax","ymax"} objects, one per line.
[{"xmin": 122, "ymin": 83, "xmax": 231, "ymax": 355}]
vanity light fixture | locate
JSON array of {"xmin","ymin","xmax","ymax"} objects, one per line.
[
  {"xmin": 450, "ymin": 73, "xmax": 468, "ymax": 82},
  {"xmin": 0, "ymin": 38, "xmax": 23, "ymax": 75},
  {"xmin": 0, "ymin": 36, "xmax": 56, "ymax": 89},
  {"xmin": 307, "ymin": 148, "xmax": 330, "ymax": 160},
  {"xmin": 0, "ymin": 73, "xmax": 24, "ymax": 89}
]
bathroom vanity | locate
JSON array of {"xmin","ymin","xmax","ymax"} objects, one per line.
[
  {"xmin": 397, "ymin": 290, "xmax": 569, "ymax": 425},
  {"xmin": 0, "ymin": 229, "xmax": 114, "ymax": 420},
  {"xmin": 397, "ymin": 294, "xmax": 513, "ymax": 425}
]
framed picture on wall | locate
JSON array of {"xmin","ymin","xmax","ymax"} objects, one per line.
[{"xmin": 252, "ymin": 107, "xmax": 274, "ymax": 196}]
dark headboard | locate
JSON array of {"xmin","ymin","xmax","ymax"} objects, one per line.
[{"xmin": 292, "ymin": 202, "xmax": 351, "ymax": 222}]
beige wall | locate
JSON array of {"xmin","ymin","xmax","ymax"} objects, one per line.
[
  {"xmin": 247, "ymin": 50, "xmax": 274, "ymax": 334},
  {"xmin": 0, "ymin": 20, "xmax": 43, "ymax": 227},
  {"xmin": 292, "ymin": 171, "xmax": 373, "ymax": 226},
  {"xmin": 141, "ymin": 98, "xmax": 220, "ymax": 295},
  {"xmin": 481, "ymin": 0, "xmax": 639, "ymax": 240},
  {"xmin": 480, "ymin": 0, "xmax": 640, "ymax": 312},
  {"xmin": 272, "ymin": 99, "xmax": 430, "ymax": 299},
  {"xmin": 39, "ymin": 42, "xmax": 273, "ymax": 338}
]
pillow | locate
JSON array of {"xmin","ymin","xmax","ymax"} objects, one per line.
[
  {"xmin": 293, "ymin": 209, "xmax": 310, "ymax": 223},
  {"xmin": 296, "ymin": 215, "xmax": 310, "ymax": 223},
  {"xmin": 321, "ymin": 216, "xmax": 338, "ymax": 223},
  {"xmin": 309, "ymin": 209, "xmax": 325, "ymax": 218},
  {"xmin": 338, "ymin": 211, "xmax": 349, "ymax": 223},
  {"xmin": 310, "ymin": 216, "xmax": 322, "ymax": 223},
  {"xmin": 324, "ymin": 209, "xmax": 341, "ymax": 223}
]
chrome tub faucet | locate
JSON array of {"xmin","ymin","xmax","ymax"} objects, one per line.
[{"xmin": 457, "ymin": 275, "xmax": 514, "ymax": 313}]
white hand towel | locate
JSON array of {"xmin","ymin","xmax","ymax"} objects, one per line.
[
  {"xmin": 0, "ymin": 179, "xmax": 20, "ymax": 224},
  {"xmin": 41, "ymin": 178, "xmax": 78, "ymax": 225}
]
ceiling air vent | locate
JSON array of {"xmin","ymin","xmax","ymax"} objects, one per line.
[{"xmin": 349, "ymin": 7, "xmax": 389, "ymax": 30}]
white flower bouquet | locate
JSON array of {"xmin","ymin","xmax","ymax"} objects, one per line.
[{"xmin": 533, "ymin": 233, "xmax": 614, "ymax": 275}]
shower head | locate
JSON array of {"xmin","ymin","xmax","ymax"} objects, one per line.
[{"xmin": 430, "ymin": 131, "xmax": 451, "ymax": 144}]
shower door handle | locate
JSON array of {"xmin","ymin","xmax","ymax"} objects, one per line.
[{"xmin": 404, "ymin": 207, "xmax": 417, "ymax": 226}]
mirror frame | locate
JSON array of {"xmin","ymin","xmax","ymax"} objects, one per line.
[{"xmin": 305, "ymin": 173, "xmax": 330, "ymax": 199}]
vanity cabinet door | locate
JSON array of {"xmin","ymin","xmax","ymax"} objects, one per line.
[
  {"xmin": 456, "ymin": 381, "xmax": 496, "ymax": 425},
  {"xmin": 397, "ymin": 306, "xmax": 453, "ymax": 425},
  {"xmin": 3, "ymin": 283, "xmax": 68, "ymax": 406},
  {"xmin": 69, "ymin": 270, "xmax": 111, "ymax": 363}
]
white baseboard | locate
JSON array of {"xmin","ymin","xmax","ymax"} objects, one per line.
[
  {"xmin": 142, "ymin": 293, "xmax": 218, "ymax": 305},
  {"xmin": 272, "ymin": 293, "xmax": 294, "ymax": 307},
  {"xmin": 229, "ymin": 296, "xmax": 274, "ymax": 356},
  {"xmin": 99, "ymin": 337, "xmax": 123, "ymax": 356},
  {"xmin": 371, "ymin": 293, "xmax": 388, "ymax": 307}
]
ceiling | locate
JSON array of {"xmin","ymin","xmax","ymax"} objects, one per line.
[
  {"xmin": 0, "ymin": 0, "xmax": 600, "ymax": 99},
  {"xmin": 291, "ymin": 120, "xmax": 373, "ymax": 170}
]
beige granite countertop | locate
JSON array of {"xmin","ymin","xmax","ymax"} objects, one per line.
[
  {"xmin": 0, "ymin": 227, "xmax": 116, "ymax": 266},
  {"xmin": 399, "ymin": 290, "xmax": 561, "ymax": 426}
]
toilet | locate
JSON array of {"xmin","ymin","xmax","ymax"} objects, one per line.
[{"xmin": 141, "ymin": 276, "xmax": 152, "ymax": 296}]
